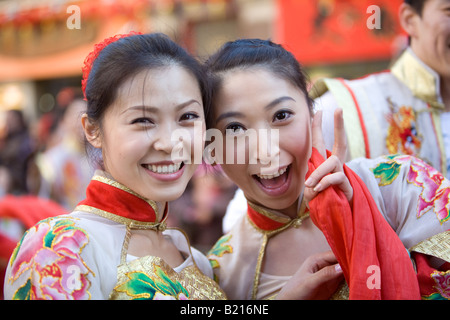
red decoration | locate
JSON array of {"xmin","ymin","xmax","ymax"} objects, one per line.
[{"xmin": 81, "ymin": 31, "xmax": 142, "ymax": 100}]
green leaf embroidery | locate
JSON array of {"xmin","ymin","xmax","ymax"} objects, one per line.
[
  {"xmin": 371, "ymin": 158, "xmax": 402, "ymax": 186},
  {"xmin": 207, "ymin": 234, "xmax": 233, "ymax": 258}
]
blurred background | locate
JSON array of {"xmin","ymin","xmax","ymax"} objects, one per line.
[{"xmin": 0, "ymin": 0, "xmax": 406, "ymax": 290}]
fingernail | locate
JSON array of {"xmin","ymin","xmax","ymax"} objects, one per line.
[
  {"xmin": 305, "ymin": 178, "xmax": 312, "ymax": 186},
  {"xmin": 335, "ymin": 264, "xmax": 342, "ymax": 273},
  {"xmin": 313, "ymin": 183, "xmax": 322, "ymax": 192}
]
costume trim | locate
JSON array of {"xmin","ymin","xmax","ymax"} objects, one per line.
[
  {"xmin": 313, "ymin": 78, "xmax": 369, "ymax": 159},
  {"xmin": 245, "ymin": 199, "xmax": 309, "ymax": 299},
  {"xmin": 75, "ymin": 172, "xmax": 167, "ymax": 230},
  {"xmin": 391, "ymin": 49, "xmax": 444, "ymax": 110},
  {"xmin": 409, "ymin": 231, "xmax": 450, "ymax": 263},
  {"xmin": 337, "ymin": 78, "xmax": 371, "ymax": 158},
  {"xmin": 428, "ymin": 104, "xmax": 447, "ymax": 177}
]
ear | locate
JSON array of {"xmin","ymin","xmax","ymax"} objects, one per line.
[
  {"xmin": 81, "ymin": 113, "xmax": 102, "ymax": 149},
  {"xmin": 398, "ymin": 3, "xmax": 420, "ymax": 39}
]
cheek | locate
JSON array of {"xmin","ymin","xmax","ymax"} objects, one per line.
[{"xmin": 220, "ymin": 163, "xmax": 247, "ymax": 185}]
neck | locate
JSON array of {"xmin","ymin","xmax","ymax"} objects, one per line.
[{"xmin": 155, "ymin": 201, "xmax": 167, "ymax": 219}]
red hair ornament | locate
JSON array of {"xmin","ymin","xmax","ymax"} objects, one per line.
[{"xmin": 81, "ymin": 31, "xmax": 143, "ymax": 100}]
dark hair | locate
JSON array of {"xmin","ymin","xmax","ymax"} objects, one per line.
[
  {"xmin": 404, "ymin": 0, "xmax": 427, "ymax": 16},
  {"xmin": 83, "ymin": 33, "xmax": 210, "ymax": 167},
  {"xmin": 204, "ymin": 38, "xmax": 313, "ymax": 129}
]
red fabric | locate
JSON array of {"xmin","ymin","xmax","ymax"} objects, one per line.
[
  {"xmin": 0, "ymin": 195, "xmax": 65, "ymax": 229},
  {"xmin": 77, "ymin": 179, "xmax": 158, "ymax": 223},
  {"xmin": 412, "ymin": 251, "xmax": 450, "ymax": 299},
  {"xmin": 246, "ymin": 204, "xmax": 285, "ymax": 231},
  {"xmin": 307, "ymin": 148, "xmax": 420, "ymax": 300}
]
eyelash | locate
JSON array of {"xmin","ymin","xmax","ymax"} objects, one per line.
[
  {"xmin": 225, "ymin": 122, "xmax": 245, "ymax": 134},
  {"xmin": 179, "ymin": 112, "xmax": 200, "ymax": 121},
  {"xmin": 273, "ymin": 109, "xmax": 293, "ymax": 122},
  {"xmin": 131, "ymin": 117, "xmax": 154, "ymax": 125},
  {"xmin": 131, "ymin": 112, "xmax": 199, "ymax": 126}
]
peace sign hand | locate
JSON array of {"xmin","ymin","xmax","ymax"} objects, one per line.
[{"xmin": 304, "ymin": 108, "xmax": 353, "ymax": 207}]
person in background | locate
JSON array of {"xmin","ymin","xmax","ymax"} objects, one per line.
[
  {"xmin": 0, "ymin": 109, "xmax": 34, "ymax": 195},
  {"xmin": 313, "ymin": 0, "xmax": 450, "ymax": 177}
]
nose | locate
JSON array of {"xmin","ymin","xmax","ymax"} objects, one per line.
[
  {"xmin": 247, "ymin": 127, "xmax": 280, "ymax": 168},
  {"xmin": 257, "ymin": 128, "xmax": 280, "ymax": 165},
  {"xmin": 153, "ymin": 123, "xmax": 176, "ymax": 154}
]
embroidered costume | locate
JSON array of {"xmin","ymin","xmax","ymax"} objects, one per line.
[
  {"xmin": 313, "ymin": 48, "xmax": 450, "ymax": 178},
  {"xmin": 4, "ymin": 171, "xmax": 226, "ymax": 300},
  {"xmin": 208, "ymin": 151, "xmax": 450, "ymax": 300}
]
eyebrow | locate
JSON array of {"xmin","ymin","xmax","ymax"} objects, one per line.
[
  {"xmin": 122, "ymin": 99, "xmax": 201, "ymax": 114},
  {"xmin": 215, "ymin": 96, "xmax": 296, "ymax": 123}
]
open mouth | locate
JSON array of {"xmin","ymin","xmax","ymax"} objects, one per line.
[
  {"xmin": 252, "ymin": 165, "xmax": 291, "ymax": 193},
  {"xmin": 142, "ymin": 162, "xmax": 185, "ymax": 174}
]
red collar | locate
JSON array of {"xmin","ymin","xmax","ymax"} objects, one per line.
[
  {"xmin": 76, "ymin": 174, "xmax": 167, "ymax": 230},
  {"xmin": 246, "ymin": 200, "xmax": 309, "ymax": 233}
]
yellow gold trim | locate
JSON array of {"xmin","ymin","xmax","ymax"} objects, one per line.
[
  {"xmin": 252, "ymin": 234, "xmax": 268, "ymax": 300},
  {"xmin": 248, "ymin": 198, "xmax": 310, "ymax": 299},
  {"xmin": 247, "ymin": 202, "xmax": 291, "ymax": 224},
  {"xmin": 409, "ymin": 231, "xmax": 450, "ymax": 263},
  {"xmin": 75, "ymin": 204, "xmax": 167, "ymax": 231},
  {"xmin": 391, "ymin": 49, "xmax": 444, "ymax": 110}
]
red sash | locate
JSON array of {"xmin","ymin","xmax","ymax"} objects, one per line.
[{"xmin": 307, "ymin": 148, "xmax": 420, "ymax": 299}]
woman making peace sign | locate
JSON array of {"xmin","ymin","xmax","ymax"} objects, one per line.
[{"xmin": 206, "ymin": 39, "xmax": 450, "ymax": 300}]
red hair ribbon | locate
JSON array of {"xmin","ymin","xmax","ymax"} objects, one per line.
[{"xmin": 81, "ymin": 31, "xmax": 143, "ymax": 100}]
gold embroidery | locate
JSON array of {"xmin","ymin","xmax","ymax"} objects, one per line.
[
  {"xmin": 247, "ymin": 202, "xmax": 291, "ymax": 224},
  {"xmin": 110, "ymin": 255, "xmax": 227, "ymax": 300},
  {"xmin": 75, "ymin": 204, "xmax": 167, "ymax": 231},
  {"xmin": 409, "ymin": 231, "xmax": 450, "ymax": 263}
]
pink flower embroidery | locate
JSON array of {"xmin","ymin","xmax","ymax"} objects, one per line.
[
  {"xmin": 8, "ymin": 218, "xmax": 93, "ymax": 300},
  {"xmin": 431, "ymin": 270, "xmax": 450, "ymax": 299},
  {"xmin": 395, "ymin": 156, "xmax": 450, "ymax": 224}
]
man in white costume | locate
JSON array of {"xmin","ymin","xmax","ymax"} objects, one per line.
[
  {"xmin": 313, "ymin": 0, "xmax": 450, "ymax": 177},
  {"xmin": 223, "ymin": 0, "xmax": 450, "ymax": 233}
]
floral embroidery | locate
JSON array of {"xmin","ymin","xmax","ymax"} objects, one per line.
[
  {"xmin": 8, "ymin": 217, "xmax": 92, "ymax": 300},
  {"xmin": 113, "ymin": 266, "xmax": 189, "ymax": 300},
  {"xmin": 208, "ymin": 234, "xmax": 233, "ymax": 258},
  {"xmin": 423, "ymin": 270, "xmax": 450, "ymax": 300},
  {"xmin": 385, "ymin": 101, "xmax": 421, "ymax": 155},
  {"xmin": 371, "ymin": 154, "xmax": 402, "ymax": 186},
  {"xmin": 207, "ymin": 234, "xmax": 233, "ymax": 283},
  {"xmin": 372, "ymin": 155, "xmax": 450, "ymax": 224}
]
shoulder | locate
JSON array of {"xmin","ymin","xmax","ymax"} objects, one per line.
[{"xmin": 5, "ymin": 215, "xmax": 94, "ymax": 299}]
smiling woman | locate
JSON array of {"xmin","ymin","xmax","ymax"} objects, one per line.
[
  {"xmin": 3, "ymin": 32, "xmax": 226, "ymax": 300},
  {"xmin": 205, "ymin": 38, "xmax": 450, "ymax": 300}
]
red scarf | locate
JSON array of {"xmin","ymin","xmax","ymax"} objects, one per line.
[{"xmin": 307, "ymin": 148, "xmax": 420, "ymax": 300}]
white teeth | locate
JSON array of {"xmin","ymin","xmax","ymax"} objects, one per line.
[
  {"xmin": 256, "ymin": 167, "xmax": 287, "ymax": 180},
  {"xmin": 145, "ymin": 163, "xmax": 182, "ymax": 174}
]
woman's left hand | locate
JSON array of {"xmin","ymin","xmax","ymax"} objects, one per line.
[{"xmin": 304, "ymin": 108, "xmax": 353, "ymax": 207}]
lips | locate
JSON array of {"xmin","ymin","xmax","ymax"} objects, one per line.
[{"xmin": 252, "ymin": 165, "xmax": 291, "ymax": 196}]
